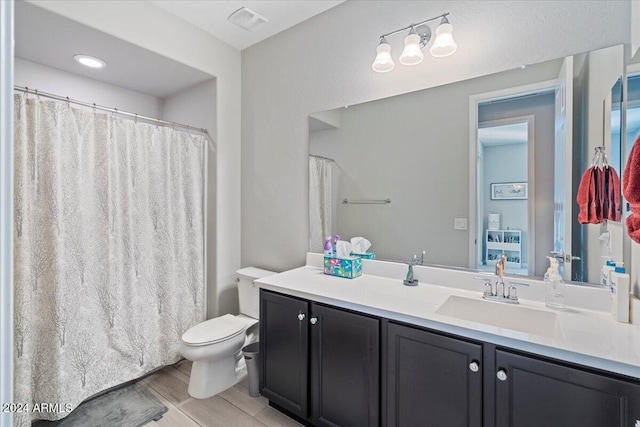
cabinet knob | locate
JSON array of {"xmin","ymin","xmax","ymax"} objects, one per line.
[
  {"xmin": 496, "ymin": 369, "xmax": 508, "ymax": 381},
  {"xmin": 298, "ymin": 313, "xmax": 306, "ymax": 321},
  {"xmin": 310, "ymin": 317, "xmax": 318, "ymax": 325},
  {"xmin": 469, "ymin": 361, "xmax": 479, "ymax": 373}
]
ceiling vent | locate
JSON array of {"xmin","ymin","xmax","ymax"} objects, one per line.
[{"xmin": 228, "ymin": 7, "xmax": 268, "ymax": 32}]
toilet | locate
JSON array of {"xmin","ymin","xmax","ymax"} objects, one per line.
[{"xmin": 180, "ymin": 267, "xmax": 275, "ymax": 399}]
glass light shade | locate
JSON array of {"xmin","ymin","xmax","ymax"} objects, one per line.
[
  {"xmin": 372, "ymin": 40, "xmax": 395, "ymax": 73},
  {"xmin": 399, "ymin": 32, "xmax": 424, "ymax": 66},
  {"xmin": 430, "ymin": 22, "xmax": 457, "ymax": 57}
]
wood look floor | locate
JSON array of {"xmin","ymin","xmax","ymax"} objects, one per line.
[{"xmin": 138, "ymin": 360, "xmax": 302, "ymax": 427}]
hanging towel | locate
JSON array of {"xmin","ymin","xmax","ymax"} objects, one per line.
[
  {"xmin": 603, "ymin": 166, "xmax": 621, "ymax": 222},
  {"xmin": 623, "ymin": 134, "xmax": 640, "ymax": 243},
  {"xmin": 577, "ymin": 166, "xmax": 603, "ymax": 224}
]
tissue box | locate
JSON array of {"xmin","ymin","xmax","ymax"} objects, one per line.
[
  {"xmin": 351, "ymin": 252, "xmax": 375, "ymax": 260},
  {"xmin": 324, "ymin": 256, "xmax": 362, "ymax": 279}
]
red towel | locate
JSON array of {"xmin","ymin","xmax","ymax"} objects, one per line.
[
  {"xmin": 577, "ymin": 166, "xmax": 603, "ymax": 224},
  {"xmin": 623, "ymin": 135, "xmax": 640, "ymax": 214},
  {"xmin": 627, "ymin": 215, "xmax": 640, "ymax": 244},
  {"xmin": 624, "ymin": 135, "xmax": 640, "ymax": 243},
  {"xmin": 603, "ymin": 166, "xmax": 621, "ymax": 221}
]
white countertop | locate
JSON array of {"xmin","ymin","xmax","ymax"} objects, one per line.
[{"xmin": 256, "ymin": 256, "xmax": 640, "ymax": 380}]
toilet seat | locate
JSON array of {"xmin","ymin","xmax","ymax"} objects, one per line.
[{"xmin": 182, "ymin": 314, "xmax": 247, "ymax": 346}]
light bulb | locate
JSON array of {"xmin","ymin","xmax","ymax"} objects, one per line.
[
  {"xmin": 430, "ymin": 17, "xmax": 457, "ymax": 57},
  {"xmin": 74, "ymin": 54, "xmax": 107, "ymax": 68},
  {"xmin": 372, "ymin": 37, "xmax": 395, "ymax": 73},
  {"xmin": 399, "ymin": 28, "xmax": 424, "ymax": 66}
]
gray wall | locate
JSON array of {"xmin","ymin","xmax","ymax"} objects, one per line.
[
  {"xmin": 241, "ymin": 0, "xmax": 631, "ymax": 273},
  {"xmin": 478, "ymin": 92, "xmax": 555, "ymax": 277}
]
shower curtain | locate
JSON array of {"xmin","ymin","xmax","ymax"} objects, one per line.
[
  {"xmin": 308, "ymin": 156, "xmax": 332, "ymax": 252},
  {"xmin": 12, "ymin": 94, "xmax": 206, "ymax": 424}
]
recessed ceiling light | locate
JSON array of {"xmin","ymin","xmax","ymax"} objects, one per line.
[{"xmin": 73, "ymin": 54, "xmax": 106, "ymax": 69}]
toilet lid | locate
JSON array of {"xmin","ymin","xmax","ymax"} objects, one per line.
[{"xmin": 182, "ymin": 314, "xmax": 247, "ymax": 346}]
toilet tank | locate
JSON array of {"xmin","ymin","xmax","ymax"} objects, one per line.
[{"xmin": 237, "ymin": 267, "xmax": 276, "ymax": 319}]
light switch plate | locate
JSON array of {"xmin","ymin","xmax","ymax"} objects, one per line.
[{"xmin": 454, "ymin": 218, "xmax": 468, "ymax": 230}]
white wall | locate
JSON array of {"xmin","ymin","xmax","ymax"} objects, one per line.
[
  {"xmin": 14, "ymin": 58, "xmax": 162, "ymax": 117},
  {"xmin": 162, "ymin": 79, "xmax": 221, "ymax": 317},
  {"xmin": 632, "ymin": 0, "xmax": 640, "ymax": 58},
  {"xmin": 0, "ymin": 2, "xmax": 14, "ymax": 426},
  {"xmin": 28, "ymin": 0, "xmax": 243, "ymax": 317},
  {"xmin": 242, "ymin": 0, "xmax": 631, "ymax": 272}
]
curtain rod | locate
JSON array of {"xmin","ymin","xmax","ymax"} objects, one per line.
[
  {"xmin": 309, "ymin": 154, "xmax": 335, "ymax": 162},
  {"xmin": 14, "ymin": 85, "xmax": 211, "ymax": 137}
]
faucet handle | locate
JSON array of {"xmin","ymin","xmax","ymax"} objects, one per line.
[
  {"xmin": 474, "ymin": 277, "xmax": 494, "ymax": 297},
  {"xmin": 484, "ymin": 282, "xmax": 494, "ymax": 297},
  {"xmin": 507, "ymin": 284, "xmax": 518, "ymax": 300}
]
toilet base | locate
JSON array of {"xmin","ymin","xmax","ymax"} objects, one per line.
[{"xmin": 188, "ymin": 356, "xmax": 242, "ymax": 399}]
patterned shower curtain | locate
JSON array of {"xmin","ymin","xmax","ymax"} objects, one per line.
[{"xmin": 12, "ymin": 93, "xmax": 206, "ymax": 424}]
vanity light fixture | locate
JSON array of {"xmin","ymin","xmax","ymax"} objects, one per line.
[
  {"xmin": 73, "ymin": 54, "xmax": 106, "ymax": 69},
  {"xmin": 372, "ymin": 13, "xmax": 457, "ymax": 73}
]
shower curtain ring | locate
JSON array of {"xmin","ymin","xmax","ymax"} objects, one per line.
[
  {"xmin": 66, "ymin": 96, "xmax": 70, "ymax": 107},
  {"xmin": 35, "ymin": 89, "xmax": 39, "ymax": 101},
  {"xmin": 134, "ymin": 113, "xmax": 138, "ymax": 124},
  {"xmin": 93, "ymin": 103, "xmax": 97, "ymax": 115}
]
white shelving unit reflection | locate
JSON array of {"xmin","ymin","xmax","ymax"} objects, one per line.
[{"xmin": 485, "ymin": 229, "xmax": 522, "ymax": 268}]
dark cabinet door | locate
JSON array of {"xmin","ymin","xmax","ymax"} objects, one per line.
[
  {"xmin": 495, "ymin": 350, "xmax": 640, "ymax": 427},
  {"xmin": 259, "ymin": 290, "xmax": 309, "ymax": 419},
  {"xmin": 386, "ymin": 322, "xmax": 483, "ymax": 427},
  {"xmin": 310, "ymin": 303, "xmax": 380, "ymax": 427}
]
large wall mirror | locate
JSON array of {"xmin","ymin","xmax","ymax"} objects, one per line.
[{"xmin": 308, "ymin": 44, "xmax": 626, "ymax": 286}]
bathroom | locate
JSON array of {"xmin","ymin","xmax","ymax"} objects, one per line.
[{"xmin": 1, "ymin": 1, "xmax": 640, "ymax": 426}]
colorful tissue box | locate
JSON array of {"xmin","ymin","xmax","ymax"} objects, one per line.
[
  {"xmin": 351, "ymin": 252, "xmax": 375, "ymax": 260},
  {"xmin": 324, "ymin": 256, "xmax": 362, "ymax": 279}
]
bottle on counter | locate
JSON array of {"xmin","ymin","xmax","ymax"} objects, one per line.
[
  {"xmin": 610, "ymin": 263, "xmax": 630, "ymax": 323},
  {"xmin": 544, "ymin": 256, "xmax": 566, "ymax": 310},
  {"xmin": 324, "ymin": 236, "xmax": 333, "ymax": 257},
  {"xmin": 601, "ymin": 256, "xmax": 616, "ymax": 287}
]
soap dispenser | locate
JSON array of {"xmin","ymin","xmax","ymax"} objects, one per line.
[{"xmin": 544, "ymin": 257, "xmax": 566, "ymax": 310}]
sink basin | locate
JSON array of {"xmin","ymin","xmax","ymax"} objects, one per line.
[{"xmin": 435, "ymin": 295, "xmax": 563, "ymax": 339}]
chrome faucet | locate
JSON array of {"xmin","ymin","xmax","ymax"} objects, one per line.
[
  {"xmin": 477, "ymin": 254, "xmax": 519, "ymax": 304},
  {"xmin": 403, "ymin": 251, "xmax": 425, "ymax": 286}
]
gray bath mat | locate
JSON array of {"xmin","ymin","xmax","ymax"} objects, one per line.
[{"xmin": 32, "ymin": 383, "xmax": 167, "ymax": 427}]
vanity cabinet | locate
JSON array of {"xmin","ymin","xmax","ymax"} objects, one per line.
[
  {"xmin": 259, "ymin": 290, "xmax": 380, "ymax": 427},
  {"xmin": 260, "ymin": 289, "xmax": 640, "ymax": 427},
  {"xmin": 385, "ymin": 322, "xmax": 640, "ymax": 427},
  {"xmin": 494, "ymin": 349, "xmax": 640, "ymax": 427},
  {"xmin": 259, "ymin": 290, "xmax": 309, "ymax": 418},
  {"xmin": 385, "ymin": 322, "xmax": 483, "ymax": 427}
]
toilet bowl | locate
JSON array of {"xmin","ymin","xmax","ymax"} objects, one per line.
[{"xmin": 180, "ymin": 267, "xmax": 275, "ymax": 399}]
